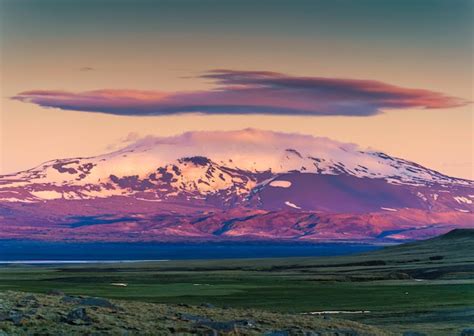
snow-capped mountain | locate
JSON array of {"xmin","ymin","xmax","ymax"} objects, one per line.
[
  {"xmin": 0, "ymin": 129, "xmax": 472, "ymax": 242},
  {"xmin": 0, "ymin": 129, "xmax": 471, "ymax": 204}
]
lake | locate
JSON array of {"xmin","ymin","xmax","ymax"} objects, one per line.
[{"xmin": 0, "ymin": 240, "xmax": 381, "ymax": 263}]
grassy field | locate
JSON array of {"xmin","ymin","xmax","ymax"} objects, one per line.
[{"xmin": 1, "ymin": 229, "xmax": 473, "ymax": 335}]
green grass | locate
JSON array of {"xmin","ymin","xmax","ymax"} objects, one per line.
[
  {"xmin": 0, "ymin": 267, "xmax": 472, "ymax": 312},
  {"xmin": 1, "ymin": 230, "xmax": 473, "ymax": 335}
]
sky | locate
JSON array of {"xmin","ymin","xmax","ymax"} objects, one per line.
[{"xmin": 0, "ymin": 0, "xmax": 473, "ymax": 179}]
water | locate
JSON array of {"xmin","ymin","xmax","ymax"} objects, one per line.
[{"xmin": 0, "ymin": 240, "xmax": 381, "ymax": 264}]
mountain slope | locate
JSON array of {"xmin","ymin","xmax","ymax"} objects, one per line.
[{"xmin": 0, "ymin": 129, "xmax": 472, "ymax": 242}]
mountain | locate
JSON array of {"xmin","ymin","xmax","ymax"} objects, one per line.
[{"xmin": 0, "ymin": 129, "xmax": 472, "ymax": 242}]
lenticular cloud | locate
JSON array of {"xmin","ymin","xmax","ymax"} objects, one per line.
[{"xmin": 13, "ymin": 70, "xmax": 468, "ymax": 116}]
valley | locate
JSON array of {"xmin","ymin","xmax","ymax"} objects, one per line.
[{"xmin": 1, "ymin": 229, "xmax": 472, "ymax": 335}]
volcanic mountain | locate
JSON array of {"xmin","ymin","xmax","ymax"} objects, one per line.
[{"xmin": 0, "ymin": 129, "xmax": 472, "ymax": 242}]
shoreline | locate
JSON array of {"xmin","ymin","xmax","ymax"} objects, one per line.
[{"xmin": 0, "ymin": 259, "xmax": 171, "ymax": 265}]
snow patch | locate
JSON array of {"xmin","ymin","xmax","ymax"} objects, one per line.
[
  {"xmin": 136, "ymin": 198, "xmax": 162, "ymax": 202},
  {"xmin": 269, "ymin": 180, "xmax": 292, "ymax": 188},
  {"xmin": 110, "ymin": 283, "xmax": 128, "ymax": 287},
  {"xmin": 454, "ymin": 196, "xmax": 472, "ymax": 204},
  {"xmin": 306, "ymin": 311, "xmax": 371, "ymax": 315},
  {"xmin": 31, "ymin": 190, "xmax": 62, "ymax": 200},
  {"xmin": 381, "ymin": 207, "xmax": 397, "ymax": 212},
  {"xmin": 0, "ymin": 197, "xmax": 35, "ymax": 203},
  {"xmin": 416, "ymin": 192, "xmax": 428, "ymax": 202},
  {"xmin": 285, "ymin": 201, "xmax": 301, "ymax": 209}
]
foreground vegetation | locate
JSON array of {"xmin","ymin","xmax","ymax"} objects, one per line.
[
  {"xmin": 0, "ymin": 229, "xmax": 473, "ymax": 335},
  {"xmin": 0, "ymin": 290, "xmax": 388, "ymax": 335}
]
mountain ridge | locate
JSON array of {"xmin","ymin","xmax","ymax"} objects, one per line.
[{"xmin": 0, "ymin": 129, "xmax": 472, "ymax": 242}]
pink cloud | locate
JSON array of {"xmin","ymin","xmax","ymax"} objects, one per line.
[{"xmin": 13, "ymin": 70, "xmax": 469, "ymax": 116}]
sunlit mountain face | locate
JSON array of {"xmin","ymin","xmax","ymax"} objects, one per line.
[
  {"xmin": 1, "ymin": 0, "xmax": 473, "ymax": 246},
  {"xmin": 1, "ymin": 129, "xmax": 471, "ymax": 243}
]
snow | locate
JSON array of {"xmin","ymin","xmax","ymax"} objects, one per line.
[
  {"xmin": 454, "ymin": 196, "xmax": 473, "ymax": 204},
  {"xmin": 285, "ymin": 201, "xmax": 301, "ymax": 209},
  {"xmin": 30, "ymin": 190, "xmax": 62, "ymax": 200},
  {"xmin": 37, "ymin": 129, "xmax": 468, "ymax": 187},
  {"xmin": 0, "ymin": 129, "xmax": 472, "ymax": 203},
  {"xmin": 381, "ymin": 207, "xmax": 398, "ymax": 212},
  {"xmin": 416, "ymin": 192, "xmax": 428, "ymax": 202},
  {"xmin": 0, "ymin": 197, "xmax": 35, "ymax": 203},
  {"xmin": 82, "ymin": 187, "xmax": 126, "ymax": 198},
  {"xmin": 136, "ymin": 198, "xmax": 162, "ymax": 202},
  {"xmin": 0, "ymin": 181, "xmax": 28, "ymax": 188},
  {"xmin": 269, "ymin": 180, "xmax": 292, "ymax": 188},
  {"xmin": 307, "ymin": 311, "xmax": 371, "ymax": 315},
  {"xmin": 110, "ymin": 283, "xmax": 128, "ymax": 287},
  {"xmin": 456, "ymin": 209, "xmax": 470, "ymax": 213}
]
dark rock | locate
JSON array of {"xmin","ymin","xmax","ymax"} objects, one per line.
[
  {"xmin": 403, "ymin": 332, "xmax": 426, "ymax": 336},
  {"xmin": 61, "ymin": 295, "xmax": 117, "ymax": 309},
  {"xmin": 78, "ymin": 297, "xmax": 117, "ymax": 309},
  {"xmin": 0, "ymin": 311, "xmax": 8, "ymax": 321},
  {"xmin": 429, "ymin": 255, "xmax": 444, "ymax": 261},
  {"xmin": 17, "ymin": 295, "xmax": 38, "ymax": 307},
  {"xmin": 264, "ymin": 331, "xmax": 290, "ymax": 336},
  {"xmin": 63, "ymin": 307, "xmax": 91, "ymax": 324},
  {"xmin": 168, "ymin": 326, "xmax": 195, "ymax": 334},
  {"xmin": 233, "ymin": 319, "xmax": 256, "ymax": 327},
  {"xmin": 25, "ymin": 308, "xmax": 38, "ymax": 316},
  {"xmin": 181, "ymin": 156, "xmax": 211, "ymax": 166},
  {"xmin": 305, "ymin": 332, "xmax": 322, "ymax": 336},
  {"xmin": 61, "ymin": 295, "xmax": 81, "ymax": 304},
  {"xmin": 200, "ymin": 302, "xmax": 215, "ymax": 308},
  {"xmin": 197, "ymin": 329, "xmax": 218, "ymax": 336},
  {"xmin": 461, "ymin": 329, "xmax": 474, "ymax": 336},
  {"xmin": 22, "ymin": 294, "xmax": 37, "ymax": 301},
  {"xmin": 8, "ymin": 310, "xmax": 25, "ymax": 326},
  {"xmin": 332, "ymin": 330, "xmax": 359, "ymax": 336},
  {"xmin": 197, "ymin": 321, "xmax": 238, "ymax": 332},
  {"xmin": 68, "ymin": 307, "xmax": 89, "ymax": 320},
  {"xmin": 47, "ymin": 289, "xmax": 65, "ymax": 296},
  {"xmin": 178, "ymin": 313, "xmax": 211, "ymax": 323},
  {"xmin": 387, "ymin": 271, "xmax": 412, "ymax": 280}
]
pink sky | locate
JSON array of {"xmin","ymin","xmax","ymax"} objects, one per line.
[{"xmin": 0, "ymin": 0, "xmax": 472, "ymax": 179}]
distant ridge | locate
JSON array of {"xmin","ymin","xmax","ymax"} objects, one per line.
[
  {"xmin": 438, "ymin": 228, "xmax": 474, "ymax": 240},
  {"xmin": 369, "ymin": 228, "xmax": 474, "ymax": 259}
]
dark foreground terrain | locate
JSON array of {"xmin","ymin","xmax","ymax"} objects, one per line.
[
  {"xmin": 0, "ymin": 291, "xmax": 387, "ymax": 335},
  {"xmin": 0, "ymin": 229, "xmax": 473, "ymax": 335}
]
